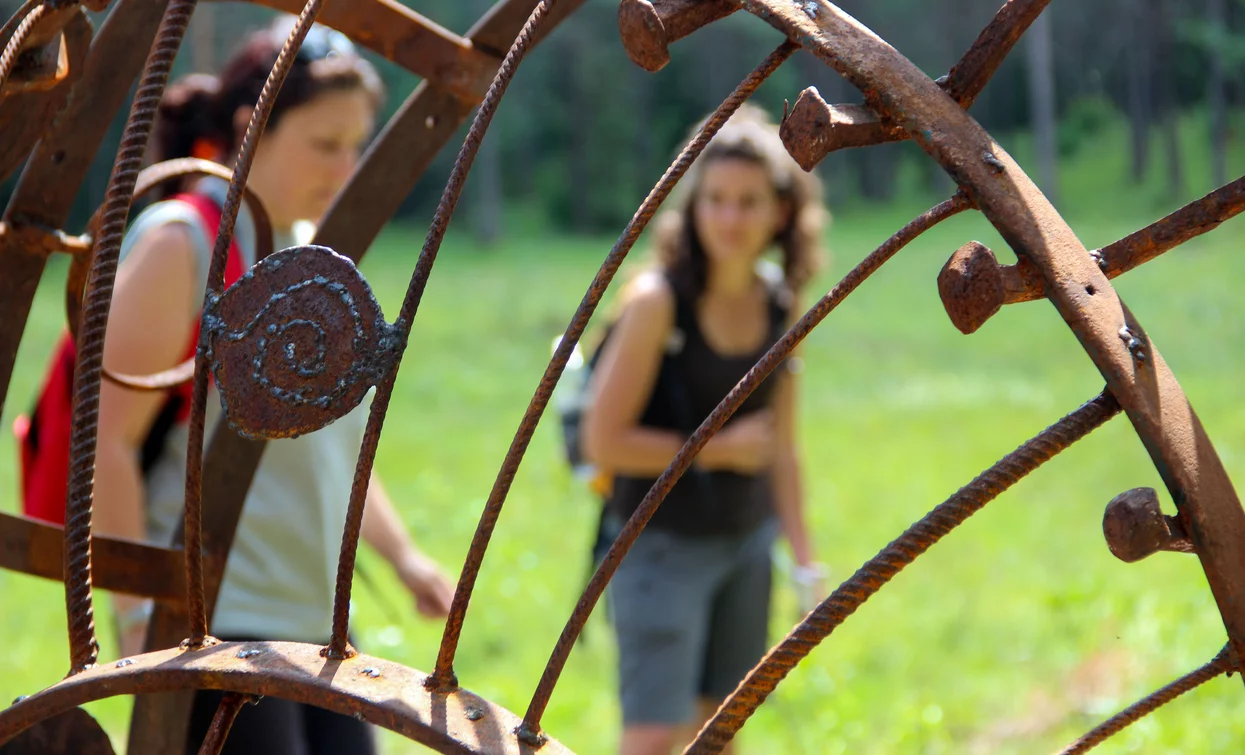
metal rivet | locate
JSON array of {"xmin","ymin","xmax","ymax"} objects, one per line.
[
  {"xmin": 465, "ymin": 706, "xmax": 485, "ymax": 722},
  {"xmin": 115, "ymin": 658, "xmax": 134, "ymax": 668},
  {"xmin": 1118, "ymin": 325, "xmax": 1147, "ymax": 363},
  {"xmin": 1089, "ymin": 248, "xmax": 1107, "ymax": 270},
  {"xmin": 236, "ymin": 649, "xmax": 262, "ymax": 659},
  {"xmin": 12, "ymin": 696, "xmax": 27, "ymax": 705},
  {"xmin": 360, "ymin": 667, "xmax": 381, "ymax": 678},
  {"xmin": 982, "ymin": 151, "xmax": 1006, "ymax": 174}
]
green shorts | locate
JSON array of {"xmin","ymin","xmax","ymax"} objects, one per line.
[{"xmin": 606, "ymin": 515, "xmax": 779, "ymax": 726}]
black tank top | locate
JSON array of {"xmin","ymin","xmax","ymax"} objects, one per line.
[{"xmin": 606, "ymin": 272, "xmax": 792, "ymax": 537}]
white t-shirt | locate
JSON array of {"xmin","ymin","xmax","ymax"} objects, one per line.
[{"xmin": 118, "ymin": 176, "xmax": 371, "ymax": 642}]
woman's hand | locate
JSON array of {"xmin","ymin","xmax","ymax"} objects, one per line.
[
  {"xmin": 396, "ymin": 552, "xmax": 455, "ymax": 619},
  {"xmin": 700, "ymin": 409, "xmax": 775, "ymax": 474}
]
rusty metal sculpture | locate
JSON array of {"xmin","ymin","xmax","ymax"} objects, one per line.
[{"xmin": 0, "ymin": 0, "xmax": 1242, "ymax": 752}]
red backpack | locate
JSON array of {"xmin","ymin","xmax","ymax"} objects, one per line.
[{"xmin": 13, "ymin": 192, "xmax": 247, "ymax": 525}]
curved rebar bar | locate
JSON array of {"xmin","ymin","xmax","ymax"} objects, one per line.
[
  {"xmin": 518, "ymin": 192, "xmax": 974, "ymax": 741},
  {"xmin": 429, "ymin": 37, "xmax": 801, "ymax": 692},
  {"xmin": 325, "ymin": 0, "xmax": 561, "ymax": 662},
  {"xmin": 196, "ymin": 693, "xmax": 249, "ymax": 755},
  {"xmin": 0, "ymin": 0, "xmax": 41, "ymax": 48},
  {"xmin": 0, "ymin": 1, "xmax": 47, "ymax": 92},
  {"xmin": 685, "ymin": 389, "xmax": 1123, "ymax": 753},
  {"xmin": 182, "ymin": 0, "xmax": 325, "ymax": 649},
  {"xmin": 1057, "ymin": 645, "xmax": 1236, "ymax": 755},
  {"xmin": 62, "ymin": 0, "xmax": 197, "ymax": 675}
]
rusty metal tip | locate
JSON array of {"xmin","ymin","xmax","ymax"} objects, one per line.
[
  {"xmin": 779, "ymin": 86, "xmax": 832, "ymax": 172},
  {"xmin": 937, "ymin": 240, "xmax": 1003, "ymax": 335},
  {"xmin": 1103, "ymin": 487, "xmax": 1194, "ymax": 563},
  {"xmin": 617, "ymin": 0, "xmax": 670, "ymax": 72}
]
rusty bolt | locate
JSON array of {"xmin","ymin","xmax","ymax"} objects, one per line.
[
  {"xmin": 937, "ymin": 241, "xmax": 1005, "ymax": 335},
  {"xmin": 1103, "ymin": 487, "xmax": 1195, "ymax": 563},
  {"xmin": 779, "ymin": 86, "xmax": 899, "ymax": 171},
  {"xmin": 617, "ymin": 0, "xmax": 738, "ymax": 73}
]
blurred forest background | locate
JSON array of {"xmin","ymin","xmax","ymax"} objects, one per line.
[{"xmin": 2, "ymin": 0, "xmax": 1244, "ymax": 239}]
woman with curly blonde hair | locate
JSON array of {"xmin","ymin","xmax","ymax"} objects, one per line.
[{"xmin": 583, "ymin": 103, "xmax": 829, "ymax": 755}]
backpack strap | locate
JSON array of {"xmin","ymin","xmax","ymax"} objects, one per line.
[{"xmin": 163, "ymin": 192, "xmax": 248, "ymax": 425}]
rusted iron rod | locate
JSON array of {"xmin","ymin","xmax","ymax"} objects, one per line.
[
  {"xmin": 686, "ymin": 390, "xmax": 1122, "ymax": 753},
  {"xmin": 0, "ymin": 0, "xmax": 170, "ymax": 420},
  {"xmin": 0, "ymin": 0, "xmax": 42, "ymax": 47},
  {"xmin": 785, "ymin": 0, "xmax": 1052, "ymax": 163},
  {"xmin": 617, "ymin": 0, "xmax": 738, "ymax": 72},
  {"xmin": 63, "ymin": 0, "xmax": 198, "ymax": 676},
  {"xmin": 0, "ymin": 1, "xmax": 48, "ymax": 91},
  {"xmin": 519, "ymin": 192, "xmax": 973, "ymax": 742},
  {"xmin": 1057, "ymin": 645, "xmax": 1236, "ymax": 755},
  {"xmin": 128, "ymin": 3, "xmax": 587, "ymax": 749},
  {"xmin": 1000, "ymin": 172, "xmax": 1245, "ymax": 305},
  {"xmin": 182, "ymin": 0, "xmax": 326, "ymax": 651},
  {"xmin": 748, "ymin": 0, "xmax": 1245, "ymax": 687},
  {"xmin": 430, "ymin": 38, "xmax": 800, "ymax": 697},
  {"xmin": 325, "ymin": 0, "xmax": 562, "ymax": 662},
  {"xmin": 195, "ymin": 694, "xmax": 248, "ymax": 755},
  {"xmin": 207, "ymin": 0, "xmax": 500, "ymax": 102},
  {"xmin": 0, "ymin": 641, "xmax": 576, "ymax": 754},
  {"xmin": 0, "ymin": 511, "xmax": 186, "ymax": 602}
]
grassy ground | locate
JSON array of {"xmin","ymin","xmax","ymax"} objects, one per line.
[{"xmin": 3, "ymin": 115, "xmax": 1245, "ymax": 753}]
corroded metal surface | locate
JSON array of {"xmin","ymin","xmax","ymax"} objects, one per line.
[
  {"xmin": 0, "ymin": 511, "xmax": 185, "ymax": 602},
  {"xmin": 0, "ymin": 0, "xmax": 1242, "ymax": 753},
  {"xmin": 204, "ymin": 245, "xmax": 399, "ymax": 440},
  {"xmin": 0, "ymin": 707, "xmax": 116, "ymax": 755},
  {"xmin": 0, "ymin": 641, "xmax": 573, "ymax": 755}
]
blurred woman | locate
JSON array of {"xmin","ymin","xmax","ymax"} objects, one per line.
[
  {"xmin": 93, "ymin": 19, "xmax": 453, "ymax": 754},
  {"xmin": 583, "ymin": 104, "xmax": 829, "ymax": 755}
]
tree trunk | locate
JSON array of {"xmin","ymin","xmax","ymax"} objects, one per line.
[
  {"xmin": 1151, "ymin": 0, "xmax": 1183, "ymax": 200},
  {"xmin": 471, "ymin": 125, "xmax": 503, "ymax": 247},
  {"xmin": 1127, "ymin": 0, "xmax": 1152, "ymax": 183},
  {"xmin": 1208, "ymin": 0, "xmax": 1228, "ymax": 188},
  {"xmin": 1025, "ymin": 10, "xmax": 1059, "ymax": 206}
]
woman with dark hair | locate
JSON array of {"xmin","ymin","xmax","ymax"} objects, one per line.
[
  {"xmin": 93, "ymin": 18, "xmax": 453, "ymax": 754},
  {"xmin": 582, "ymin": 104, "xmax": 829, "ymax": 755}
]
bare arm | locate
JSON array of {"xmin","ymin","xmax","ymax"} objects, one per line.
[
  {"xmin": 581, "ymin": 273, "xmax": 687, "ymax": 477},
  {"xmin": 361, "ymin": 472, "xmax": 453, "ymax": 618},
  {"xmin": 94, "ymin": 223, "xmax": 200, "ymax": 645}
]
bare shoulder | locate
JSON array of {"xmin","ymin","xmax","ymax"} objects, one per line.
[{"xmin": 619, "ymin": 269, "xmax": 675, "ymax": 321}]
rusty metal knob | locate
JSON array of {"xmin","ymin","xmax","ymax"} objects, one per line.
[
  {"xmin": 937, "ymin": 241, "xmax": 1005, "ymax": 335},
  {"xmin": 617, "ymin": 0, "xmax": 738, "ymax": 73},
  {"xmin": 1102, "ymin": 487, "xmax": 1195, "ymax": 563}
]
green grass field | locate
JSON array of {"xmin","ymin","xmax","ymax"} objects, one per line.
[{"xmin": 3, "ymin": 115, "xmax": 1245, "ymax": 753}]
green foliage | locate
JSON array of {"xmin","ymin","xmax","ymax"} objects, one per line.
[
  {"xmin": 1057, "ymin": 95, "xmax": 1121, "ymax": 158},
  {"xmin": 2, "ymin": 116, "xmax": 1245, "ymax": 752}
]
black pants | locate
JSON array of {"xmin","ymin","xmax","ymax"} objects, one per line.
[{"xmin": 184, "ymin": 638, "xmax": 376, "ymax": 755}]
